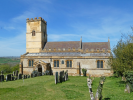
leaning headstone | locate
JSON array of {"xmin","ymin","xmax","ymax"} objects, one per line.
[
  {"xmin": 18, "ymin": 74, "xmax": 22, "ymax": 79},
  {"xmin": 0, "ymin": 75, "xmax": 4, "ymax": 82},
  {"xmin": 55, "ymin": 72, "xmax": 58, "ymax": 84}
]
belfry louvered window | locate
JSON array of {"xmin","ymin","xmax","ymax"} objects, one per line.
[
  {"xmin": 32, "ymin": 30, "xmax": 35, "ymax": 36},
  {"xmin": 54, "ymin": 60, "xmax": 59, "ymax": 67},
  {"xmin": 97, "ymin": 60, "xmax": 103, "ymax": 68}
]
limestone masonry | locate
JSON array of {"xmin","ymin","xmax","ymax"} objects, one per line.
[{"xmin": 19, "ymin": 17, "xmax": 113, "ymax": 77}]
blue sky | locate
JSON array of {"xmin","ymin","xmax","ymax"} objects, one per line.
[{"xmin": 0, "ymin": 0, "xmax": 133, "ymax": 56}]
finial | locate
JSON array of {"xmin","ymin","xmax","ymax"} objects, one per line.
[
  {"xmin": 80, "ymin": 36, "xmax": 82, "ymax": 41},
  {"xmin": 108, "ymin": 37, "xmax": 110, "ymax": 42}
]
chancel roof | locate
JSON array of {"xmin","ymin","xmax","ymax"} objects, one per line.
[{"xmin": 82, "ymin": 42, "xmax": 109, "ymax": 50}]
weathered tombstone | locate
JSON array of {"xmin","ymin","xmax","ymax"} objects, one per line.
[
  {"xmin": 55, "ymin": 72, "xmax": 58, "ymax": 84},
  {"xmin": 31, "ymin": 73, "xmax": 34, "ymax": 78},
  {"xmin": 60, "ymin": 71, "xmax": 64, "ymax": 83},
  {"xmin": 16, "ymin": 70, "xmax": 18, "ymax": 76},
  {"xmin": 24, "ymin": 75, "xmax": 27, "ymax": 79},
  {"xmin": 65, "ymin": 70, "xmax": 68, "ymax": 81},
  {"xmin": 6, "ymin": 74, "xmax": 11, "ymax": 81},
  {"xmin": 18, "ymin": 74, "xmax": 22, "ymax": 79},
  {"xmin": 27, "ymin": 75, "xmax": 30, "ymax": 78},
  {"xmin": 0, "ymin": 75, "xmax": 4, "ymax": 82},
  {"xmin": 13, "ymin": 71, "xmax": 15, "ymax": 76},
  {"xmin": 35, "ymin": 73, "xmax": 37, "ymax": 77}
]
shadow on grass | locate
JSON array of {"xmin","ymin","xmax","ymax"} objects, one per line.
[
  {"xmin": 103, "ymin": 98, "xmax": 110, "ymax": 100},
  {"xmin": 116, "ymin": 80, "xmax": 126, "ymax": 87}
]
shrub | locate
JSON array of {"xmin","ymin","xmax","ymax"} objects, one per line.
[{"xmin": 82, "ymin": 68, "xmax": 87, "ymax": 76}]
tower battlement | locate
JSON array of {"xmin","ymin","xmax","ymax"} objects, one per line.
[{"xmin": 26, "ymin": 17, "xmax": 47, "ymax": 24}]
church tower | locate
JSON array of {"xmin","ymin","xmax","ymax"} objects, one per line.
[{"xmin": 26, "ymin": 17, "xmax": 47, "ymax": 53}]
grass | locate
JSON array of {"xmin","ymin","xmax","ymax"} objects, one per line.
[
  {"xmin": 0, "ymin": 76, "xmax": 98, "ymax": 100},
  {"xmin": 0, "ymin": 76, "xmax": 133, "ymax": 100},
  {"xmin": 102, "ymin": 76, "xmax": 133, "ymax": 100}
]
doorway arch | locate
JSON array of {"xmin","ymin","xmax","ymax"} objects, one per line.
[{"xmin": 38, "ymin": 64, "xmax": 42, "ymax": 73}]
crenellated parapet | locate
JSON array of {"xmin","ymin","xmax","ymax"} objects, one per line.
[{"xmin": 26, "ymin": 17, "xmax": 47, "ymax": 24}]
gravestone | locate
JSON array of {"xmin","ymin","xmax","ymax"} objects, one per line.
[
  {"xmin": 55, "ymin": 72, "xmax": 58, "ymax": 84},
  {"xmin": 13, "ymin": 71, "xmax": 15, "ymax": 76},
  {"xmin": 16, "ymin": 70, "xmax": 18, "ymax": 76},
  {"xmin": 31, "ymin": 73, "xmax": 34, "ymax": 78},
  {"xmin": 6, "ymin": 74, "xmax": 11, "ymax": 81},
  {"xmin": 0, "ymin": 75, "xmax": 4, "ymax": 82},
  {"xmin": 65, "ymin": 70, "xmax": 68, "ymax": 81},
  {"xmin": 24, "ymin": 75, "xmax": 27, "ymax": 79},
  {"xmin": 27, "ymin": 75, "xmax": 30, "ymax": 78},
  {"xmin": 35, "ymin": 73, "xmax": 37, "ymax": 77},
  {"xmin": 18, "ymin": 74, "xmax": 22, "ymax": 79},
  {"xmin": 60, "ymin": 71, "xmax": 64, "ymax": 83},
  {"xmin": 12, "ymin": 77, "xmax": 15, "ymax": 81}
]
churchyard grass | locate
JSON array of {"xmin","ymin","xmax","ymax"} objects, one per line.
[
  {"xmin": 0, "ymin": 75, "xmax": 133, "ymax": 100},
  {"xmin": 0, "ymin": 76, "xmax": 99, "ymax": 100},
  {"xmin": 102, "ymin": 76, "xmax": 133, "ymax": 100}
]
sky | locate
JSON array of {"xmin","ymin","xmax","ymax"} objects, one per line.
[{"xmin": 0, "ymin": 0, "xmax": 133, "ymax": 56}]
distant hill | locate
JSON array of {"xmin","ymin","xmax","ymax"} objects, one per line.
[{"xmin": 0, "ymin": 57, "xmax": 20, "ymax": 66}]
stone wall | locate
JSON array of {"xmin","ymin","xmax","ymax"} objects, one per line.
[{"xmin": 20, "ymin": 56, "xmax": 113, "ymax": 76}]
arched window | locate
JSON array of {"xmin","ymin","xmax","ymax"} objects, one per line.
[{"xmin": 32, "ymin": 30, "xmax": 35, "ymax": 36}]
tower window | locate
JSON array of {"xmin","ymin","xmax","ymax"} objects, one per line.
[{"xmin": 32, "ymin": 30, "xmax": 35, "ymax": 36}]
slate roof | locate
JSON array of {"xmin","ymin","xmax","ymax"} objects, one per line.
[
  {"xmin": 82, "ymin": 42, "xmax": 109, "ymax": 50},
  {"xmin": 44, "ymin": 41, "xmax": 80, "ymax": 50},
  {"xmin": 43, "ymin": 41, "xmax": 109, "ymax": 51}
]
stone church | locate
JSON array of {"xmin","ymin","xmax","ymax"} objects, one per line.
[{"xmin": 19, "ymin": 17, "xmax": 113, "ymax": 77}]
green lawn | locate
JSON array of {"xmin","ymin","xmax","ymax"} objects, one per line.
[
  {"xmin": 102, "ymin": 76, "xmax": 133, "ymax": 100},
  {"xmin": 0, "ymin": 76, "xmax": 99, "ymax": 100},
  {"xmin": 0, "ymin": 76, "xmax": 132, "ymax": 100}
]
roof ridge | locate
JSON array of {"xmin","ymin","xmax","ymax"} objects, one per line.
[{"xmin": 47, "ymin": 41, "xmax": 80, "ymax": 43}]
